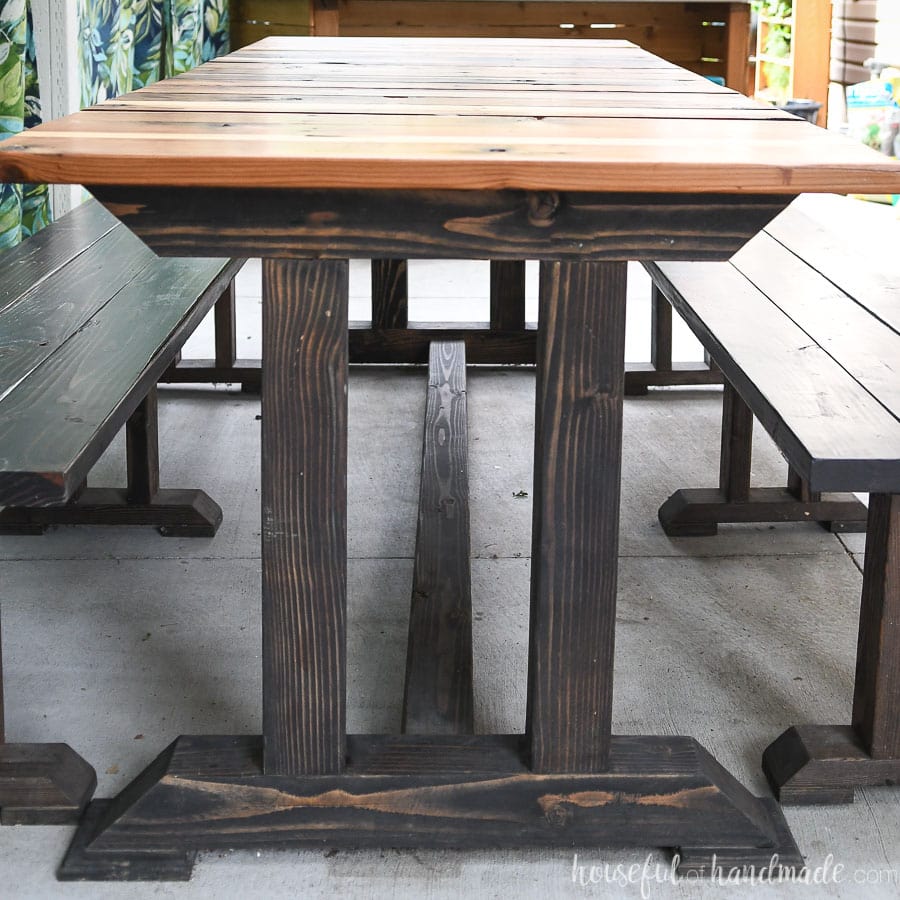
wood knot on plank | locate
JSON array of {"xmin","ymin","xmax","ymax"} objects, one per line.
[{"xmin": 527, "ymin": 192, "xmax": 561, "ymax": 228}]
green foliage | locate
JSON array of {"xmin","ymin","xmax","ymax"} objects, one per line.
[
  {"xmin": 78, "ymin": 1, "xmax": 230, "ymax": 106},
  {"xmin": 0, "ymin": 0, "xmax": 50, "ymax": 249}
]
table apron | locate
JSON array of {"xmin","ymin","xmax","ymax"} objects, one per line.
[{"xmin": 90, "ymin": 187, "xmax": 791, "ymax": 261}]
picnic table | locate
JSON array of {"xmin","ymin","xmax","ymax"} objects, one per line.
[{"xmin": 1, "ymin": 36, "xmax": 899, "ymax": 881}]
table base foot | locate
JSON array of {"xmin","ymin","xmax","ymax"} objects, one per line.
[
  {"xmin": 675, "ymin": 798, "xmax": 803, "ymax": 875},
  {"xmin": 57, "ymin": 733, "xmax": 801, "ymax": 882},
  {"xmin": 0, "ymin": 743, "xmax": 96, "ymax": 825},
  {"xmin": 762, "ymin": 725, "xmax": 900, "ymax": 805},
  {"xmin": 58, "ymin": 800, "xmax": 196, "ymax": 882}
]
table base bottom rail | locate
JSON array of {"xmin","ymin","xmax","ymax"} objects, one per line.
[{"xmin": 59, "ymin": 733, "xmax": 802, "ymax": 882}]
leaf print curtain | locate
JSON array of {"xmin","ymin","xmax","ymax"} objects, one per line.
[
  {"xmin": 79, "ymin": 0, "xmax": 230, "ymax": 107},
  {"xmin": 0, "ymin": 0, "xmax": 51, "ymax": 250}
]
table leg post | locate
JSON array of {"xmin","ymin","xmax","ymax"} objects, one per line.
[
  {"xmin": 526, "ymin": 261, "xmax": 626, "ymax": 773},
  {"xmin": 261, "ymin": 259, "xmax": 348, "ymax": 776}
]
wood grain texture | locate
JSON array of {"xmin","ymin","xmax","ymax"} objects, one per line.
[
  {"xmin": 0, "ymin": 743, "xmax": 97, "ymax": 826},
  {"xmin": 0, "ymin": 199, "xmax": 117, "ymax": 313},
  {"xmin": 57, "ymin": 733, "xmax": 802, "ymax": 873},
  {"xmin": 91, "ymin": 186, "xmax": 787, "ymax": 261},
  {"xmin": 2, "ymin": 37, "xmax": 898, "ymax": 194},
  {"xmin": 261, "ymin": 259, "xmax": 348, "ymax": 776},
  {"xmin": 657, "ymin": 487, "xmax": 867, "ymax": 537},
  {"xmin": 126, "ymin": 388, "xmax": 160, "ymax": 505},
  {"xmin": 526, "ymin": 261, "xmax": 626, "ymax": 773},
  {"xmin": 213, "ymin": 281, "xmax": 238, "ymax": 368},
  {"xmin": 371, "ymin": 259, "xmax": 408, "ymax": 329},
  {"xmin": 645, "ymin": 259, "xmax": 900, "ymax": 494},
  {"xmin": 0, "ymin": 488, "xmax": 223, "ymax": 537},
  {"xmin": 402, "ymin": 341, "xmax": 474, "ymax": 735},
  {"xmin": 719, "ymin": 382, "xmax": 752, "ymax": 503},
  {"xmin": 852, "ymin": 494, "xmax": 900, "ymax": 759},
  {"xmin": 763, "ymin": 725, "xmax": 900, "ymax": 805},
  {"xmin": 0, "ymin": 256, "xmax": 242, "ymax": 506},
  {"xmin": 489, "ymin": 260, "xmax": 526, "ymax": 331}
]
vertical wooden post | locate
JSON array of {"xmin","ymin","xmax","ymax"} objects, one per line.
[
  {"xmin": 311, "ymin": 0, "xmax": 340, "ymax": 36},
  {"xmin": 526, "ymin": 261, "xmax": 627, "ymax": 773},
  {"xmin": 650, "ymin": 284, "xmax": 673, "ymax": 374},
  {"xmin": 213, "ymin": 281, "xmax": 238, "ymax": 369},
  {"xmin": 126, "ymin": 388, "xmax": 161, "ymax": 505},
  {"xmin": 719, "ymin": 382, "xmax": 753, "ymax": 503},
  {"xmin": 787, "ymin": 467, "xmax": 821, "ymax": 503},
  {"xmin": 0, "ymin": 616, "xmax": 5, "ymax": 745},
  {"xmin": 371, "ymin": 260, "xmax": 408, "ymax": 329},
  {"xmin": 852, "ymin": 494, "xmax": 900, "ymax": 759},
  {"xmin": 490, "ymin": 261, "xmax": 526, "ymax": 331},
  {"xmin": 261, "ymin": 259, "xmax": 348, "ymax": 776},
  {"xmin": 791, "ymin": 0, "xmax": 832, "ymax": 124},
  {"xmin": 725, "ymin": 2, "xmax": 752, "ymax": 94}
]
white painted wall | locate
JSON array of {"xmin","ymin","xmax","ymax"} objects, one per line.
[{"xmin": 30, "ymin": 0, "xmax": 81, "ymax": 215}]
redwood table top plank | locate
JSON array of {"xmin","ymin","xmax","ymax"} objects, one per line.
[{"xmin": 2, "ymin": 36, "xmax": 899, "ymax": 194}]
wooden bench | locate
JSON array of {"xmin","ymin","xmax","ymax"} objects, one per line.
[
  {"xmin": 0, "ymin": 199, "xmax": 243, "ymax": 825},
  {"xmin": 645, "ymin": 193, "xmax": 900, "ymax": 805}
]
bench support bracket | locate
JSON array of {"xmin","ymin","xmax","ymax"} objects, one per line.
[
  {"xmin": 0, "ymin": 390, "xmax": 222, "ymax": 537},
  {"xmin": 764, "ymin": 494, "xmax": 900, "ymax": 803}
]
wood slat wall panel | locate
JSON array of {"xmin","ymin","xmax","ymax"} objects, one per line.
[{"xmin": 233, "ymin": 2, "xmax": 750, "ymax": 89}]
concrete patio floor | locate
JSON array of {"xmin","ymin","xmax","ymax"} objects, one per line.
[{"xmin": 1, "ymin": 260, "xmax": 897, "ymax": 899}]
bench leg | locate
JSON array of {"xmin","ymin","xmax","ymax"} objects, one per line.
[
  {"xmin": 0, "ymin": 389, "xmax": 223, "ymax": 537},
  {"xmin": 160, "ymin": 280, "xmax": 263, "ymax": 390},
  {"xmin": 763, "ymin": 494, "xmax": 900, "ymax": 804},
  {"xmin": 625, "ymin": 282, "xmax": 723, "ymax": 395},
  {"xmin": 658, "ymin": 382, "xmax": 868, "ymax": 536},
  {"xmin": 0, "ymin": 614, "xmax": 97, "ymax": 824}
]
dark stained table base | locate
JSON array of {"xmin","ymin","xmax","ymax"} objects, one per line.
[
  {"xmin": 160, "ymin": 262, "xmax": 723, "ymax": 393},
  {"xmin": 0, "ymin": 744, "xmax": 96, "ymax": 826},
  {"xmin": 58, "ymin": 734, "xmax": 802, "ymax": 881},
  {"xmin": 69, "ymin": 189, "xmax": 805, "ymax": 882}
]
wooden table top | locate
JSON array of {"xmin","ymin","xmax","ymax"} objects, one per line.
[{"xmin": 2, "ymin": 36, "xmax": 900, "ymax": 194}]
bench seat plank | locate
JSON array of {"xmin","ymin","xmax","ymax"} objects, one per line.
[
  {"xmin": 645, "ymin": 259, "xmax": 900, "ymax": 494},
  {"xmin": 0, "ymin": 200, "xmax": 118, "ymax": 314},
  {"xmin": 732, "ymin": 233, "xmax": 900, "ymax": 421},
  {"xmin": 0, "ymin": 256, "xmax": 241, "ymax": 507},
  {"xmin": 764, "ymin": 195, "xmax": 900, "ymax": 335},
  {"xmin": 0, "ymin": 226, "xmax": 158, "ymax": 397}
]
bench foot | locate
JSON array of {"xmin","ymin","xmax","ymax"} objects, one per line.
[
  {"xmin": 762, "ymin": 725, "xmax": 900, "ymax": 805},
  {"xmin": 0, "ymin": 488, "xmax": 223, "ymax": 537},
  {"xmin": 624, "ymin": 362, "xmax": 723, "ymax": 396},
  {"xmin": 658, "ymin": 487, "xmax": 867, "ymax": 537},
  {"xmin": 0, "ymin": 743, "xmax": 96, "ymax": 825}
]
